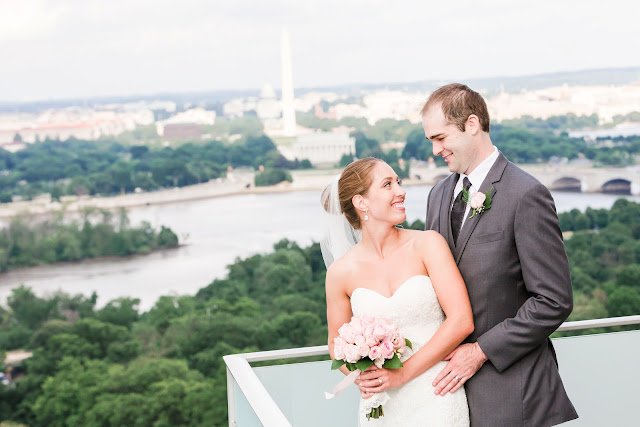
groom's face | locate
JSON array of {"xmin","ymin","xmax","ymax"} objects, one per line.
[{"xmin": 422, "ymin": 105, "xmax": 475, "ymax": 175}]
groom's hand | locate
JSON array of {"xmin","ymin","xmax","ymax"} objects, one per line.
[{"xmin": 433, "ymin": 343, "xmax": 488, "ymax": 396}]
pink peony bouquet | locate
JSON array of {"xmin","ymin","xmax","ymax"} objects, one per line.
[{"xmin": 330, "ymin": 315, "xmax": 412, "ymax": 420}]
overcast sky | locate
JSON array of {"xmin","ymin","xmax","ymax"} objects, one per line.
[{"xmin": 1, "ymin": 0, "xmax": 638, "ymax": 102}]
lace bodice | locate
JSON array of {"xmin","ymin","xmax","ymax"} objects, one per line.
[{"xmin": 350, "ymin": 275, "xmax": 469, "ymax": 426}]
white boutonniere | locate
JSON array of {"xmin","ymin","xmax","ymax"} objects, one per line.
[{"xmin": 462, "ymin": 187, "xmax": 493, "ymax": 218}]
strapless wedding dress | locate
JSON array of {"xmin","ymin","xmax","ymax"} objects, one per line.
[{"xmin": 350, "ymin": 275, "xmax": 469, "ymax": 426}]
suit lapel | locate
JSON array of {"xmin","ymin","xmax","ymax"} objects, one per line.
[
  {"xmin": 439, "ymin": 173, "xmax": 458, "ymax": 253},
  {"xmin": 454, "ymin": 153, "xmax": 509, "ymax": 264}
]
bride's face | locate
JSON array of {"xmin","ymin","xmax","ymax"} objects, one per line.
[{"xmin": 362, "ymin": 162, "xmax": 406, "ymax": 226}]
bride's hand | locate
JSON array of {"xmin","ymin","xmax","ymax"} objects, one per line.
[
  {"xmin": 354, "ymin": 365, "xmax": 375, "ymax": 399},
  {"xmin": 356, "ymin": 365, "xmax": 406, "ymax": 397}
]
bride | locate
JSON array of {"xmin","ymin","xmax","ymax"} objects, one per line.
[{"xmin": 324, "ymin": 157, "xmax": 473, "ymax": 426}]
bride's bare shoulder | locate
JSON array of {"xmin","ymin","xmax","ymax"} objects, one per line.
[
  {"xmin": 326, "ymin": 247, "xmax": 359, "ymax": 288},
  {"xmin": 326, "ymin": 256, "xmax": 348, "ymax": 280},
  {"xmin": 400, "ymin": 228, "xmax": 446, "ymax": 249}
]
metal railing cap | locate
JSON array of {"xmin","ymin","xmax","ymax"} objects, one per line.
[{"xmin": 224, "ymin": 354, "xmax": 292, "ymax": 427}]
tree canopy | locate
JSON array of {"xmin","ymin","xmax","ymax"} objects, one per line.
[
  {"xmin": 0, "ymin": 208, "xmax": 178, "ymax": 273},
  {"xmin": 0, "ymin": 135, "xmax": 311, "ymax": 203},
  {"xmin": 1, "ymin": 194, "xmax": 639, "ymax": 425}
]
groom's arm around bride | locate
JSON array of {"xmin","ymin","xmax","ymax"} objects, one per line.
[{"xmin": 422, "ymin": 83, "xmax": 578, "ymax": 426}]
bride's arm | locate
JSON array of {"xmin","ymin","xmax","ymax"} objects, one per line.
[
  {"xmin": 402, "ymin": 231, "xmax": 474, "ymax": 382},
  {"xmin": 359, "ymin": 231, "xmax": 473, "ymax": 392},
  {"xmin": 326, "ymin": 260, "xmax": 355, "ymax": 377}
]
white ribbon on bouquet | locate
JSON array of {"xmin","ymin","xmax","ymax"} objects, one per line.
[{"xmin": 324, "ymin": 369, "xmax": 360, "ymax": 399}]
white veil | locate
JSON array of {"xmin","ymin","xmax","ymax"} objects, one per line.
[{"xmin": 320, "ymin": 175, "xmax": 361, "ymax": 268}]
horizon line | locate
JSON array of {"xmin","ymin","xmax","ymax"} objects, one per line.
[{"xmin": 1, "ymin": 65, "xmax": 639, "ymax": 106}]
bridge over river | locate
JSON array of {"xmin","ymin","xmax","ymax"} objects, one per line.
[{"xmin": 410, "ymin": 164, "xmax": 640, "ymax": 195}]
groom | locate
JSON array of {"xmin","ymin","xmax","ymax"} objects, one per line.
[{"xmin": 422, "ymin": 83, "xmax": 578, "ymax": 426}]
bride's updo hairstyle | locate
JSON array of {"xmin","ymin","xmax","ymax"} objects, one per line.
[{"xmin": 338, "ymin": 157, "xmax": 382, "ymax": 229}]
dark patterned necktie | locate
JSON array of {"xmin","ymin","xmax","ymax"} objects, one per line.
[{"xmin": 451, "ymin": 177, "xmax": 472, "ymax": 246}]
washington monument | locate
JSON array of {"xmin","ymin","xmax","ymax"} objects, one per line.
[{"xmin": 281, "ymin": 28, "xmax": 297, "ymax": 137}]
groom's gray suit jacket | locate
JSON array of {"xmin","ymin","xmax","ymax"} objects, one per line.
[{"xmin": 426, "ymin": 153, "xmax": 578, "ymax": 426}]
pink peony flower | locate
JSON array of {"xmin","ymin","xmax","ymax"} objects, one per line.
[
  {"xmin": 369, "ymin": 345, "xmax": 382, "ymax": 360},
  {"xmin": 380, "ymin": 340, "xmax": 395, "ymax": 359},
  {"xmin": 338, "ymin": 323, "xmax": 358, "ymax": 344},
  {"xmin": 333, "ymin": 337, "xmax": 346, "ymax": 360},
  {"xmin": 364, "ymin": 325, "xmax": 379, "ymax": 347},
  {"xmin": 354, "ymin": 335, "xmax": 369, "ymax": 357},
  {"xmin": 392, "ymin": 333, "xmax": 406, "ymax": 351},
  {"xmin": 470, "ymin": 192, "xmax": 486, "ymax": 209},
  {"xmin": 372, "ymin": 322, "xmax": 391, "ymax": 341},
  {"xmin": 344, "ymin": 344, "xmax": 361, "ymax": 363},
  {"xmin": 357, "ymin": 342, "xmax": 370, "ymax": 358},
  {"xmin": 381, "ymin": 318, "xmax": 398, "ymax": 338},
  {"xmin": 350, "ymin": 317, "xmax": 365, "ymax": 335}
]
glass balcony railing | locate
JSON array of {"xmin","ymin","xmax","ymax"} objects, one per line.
[{"xmin": 224, "ymin": 315, "xmax": 640, "ymax": 427}]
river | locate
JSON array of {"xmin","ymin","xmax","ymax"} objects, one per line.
[{"xmin": 1, "ymin": 186, "xmax": 638, "ymax": 311}]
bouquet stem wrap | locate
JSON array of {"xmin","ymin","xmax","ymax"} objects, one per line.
[{"xmin": 361, "ymin": 391, "xmax": 390, "ymax": 422}]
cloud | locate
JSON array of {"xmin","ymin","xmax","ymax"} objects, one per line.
[
  {"xmin": 1, "ymin": 0, "xmax": 639, "ymax": 101},
  {"xmin": 0, "ymin": 0, "xmax": 64, "ymax": 42}
]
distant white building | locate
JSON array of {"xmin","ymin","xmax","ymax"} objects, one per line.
[
  {"xmin": 333, "ymin": 103, "xmax": 368, "ymax": 122},
  {"xmin": 119, "ymin": 107, "xmax": 155, "ymax": 126},
  {"xmin": 362, "ymin": 90, "xmax": 426, "ymax": 124},
  {"xmin": 0, "ymin": 141, "xmax": 27, "ymax": 153},
  {"xmin": 123, "ymin": 100, "xmax": 176, "ymax": 113},
  {"xmin": 329, "ymin": 91, "xmax": 427, "ymax": 125},
  {"xmin": 156, "ymin": 108, "xmax": 216, "ymax": 137},
  {"xmin": 289, "ymin": 131, "xmax": 355, "ymax": 166},
  {"xmin": 256, "ymin": 85, "xmax": 281, "ymax": 120},
  {"xmin": 223, "ymin": 99, "xmax": 246, "ymax": 118},
  {"xmin": 223, "ymin": 97, "xmax": 259, "ymax": 118},
  {"xmin": 488, "ymin": 84, "xmax": 640, "ymax": 123},
  {"xmin": 0, "ymin": 108, "xmax": 139, "ymax": 143},
  {"xmin": 165, "ymin": 108, "xmax": 216, "ymax": 125},
  {"xmin": 296, "ymin": 91, "xmax": 341, "ymax": 112}
]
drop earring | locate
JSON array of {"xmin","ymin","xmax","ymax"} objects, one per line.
[{"xmin": 364, "ymin": 209, "xmax": 369, "ymax": 221}]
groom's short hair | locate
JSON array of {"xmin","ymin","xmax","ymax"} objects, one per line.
[{"xmin": 421, "ymin": 83, "xmax": 491, "ymax": 133}]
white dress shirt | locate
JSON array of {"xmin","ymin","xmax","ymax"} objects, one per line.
[{"xmin": 452, "ymin": 146, "xmax": 499, "ymax": 230}]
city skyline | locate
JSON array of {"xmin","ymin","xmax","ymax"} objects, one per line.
[{"xmin": 2, "ymin": 0, "xmax": 639, "ymax": 102}]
